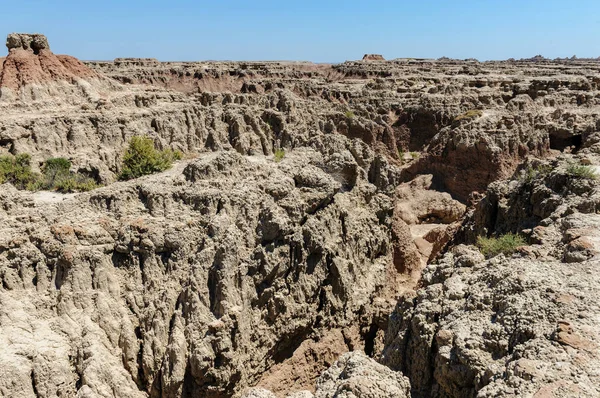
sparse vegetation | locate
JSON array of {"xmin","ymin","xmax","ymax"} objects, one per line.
[
  {"xmin": 44, "ymin": 157, "xmax": 72, "ymax": 174},
  {"xmin": 119, "ymin": 136, "xmax": 182, "ymax": 180},
  {"xmin": 51, "ymin": 173, "xmax": 98, "ymax": 192},
  {"xmin": 454, "ymin": 109, "xmax": 483, "ymax": 122},
  {"xmin": 397, "ymin": 150, "xmax": 419, "ymax": 163},
  {"xmin": 2, "ymin": 138, "xmax": 188, "ymax": 191},
  {"xmin": 397, "ymin": 149, "xmax": 405, "ymax": 163},
  {"xmin": 344, "ymin": 110, "xmax": 355, "ymax": 119},
  {"xmin": 38, "ymin": 157, "xmax": 98, "ymax": 192},
  {"xmin": 566, "ymin": 161, "xmax": 597, "ymax": 180},
  {"xmin": 476, "ymin": 233, "xmax": 526, "ymax": 258},
  {"xmin": 274, "ymin": 149, "xmax": 285, "ymax": 162},
  {"xmin": 519, "ymin": 164, "xmax": 552, "ymax": 184},
  {"xmin": 0, "ymin": 154, "xmax": 39, "ymax": 190},
  {"xmin": 0, "ymin": 154, "xmax": 98, "ymax": 192}
]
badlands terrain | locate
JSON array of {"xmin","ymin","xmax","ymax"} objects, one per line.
[{"xmin": 0, "ymin": 33, "xmax": 599, "ymax": 398}]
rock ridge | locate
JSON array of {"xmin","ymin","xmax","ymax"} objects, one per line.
[
  {"xmin": 0, "ymin": 33, "xmax": 99, "ymax": 99},
  {"xmin": 1, "ymin": 33, "xmax": 600, "ymax": 398}
]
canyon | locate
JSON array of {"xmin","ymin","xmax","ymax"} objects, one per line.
[{"xmin": 0, "ymin": 33, "xmax": 599, "ymax": 398}]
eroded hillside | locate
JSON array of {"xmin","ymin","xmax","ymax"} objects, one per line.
[{"xmin": 1, "ymin": 33, "xmax": 599, "ymax": 398}]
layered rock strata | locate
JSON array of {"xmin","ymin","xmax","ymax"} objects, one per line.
[
  {"xmin": 382, "ymin": 156, "xmax": 600, "ymax": 397},
  {"xmin": 1, "ymin": 32, "xmax": 600, "ymax": 398}
]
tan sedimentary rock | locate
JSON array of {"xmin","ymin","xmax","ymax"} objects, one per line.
[
  {"xmin": 1, "ymin": 32, "xmax": 600, "ymax": 398},
  {"xmin": 362, "ymin": 54, "xmax": 385, "ymax": 61},
  {"xmin": 0, "ymin": 145, "xmax": 405, "ymax": 397},
  {"xmin": 244, "ymin": 352, "xmax": 410, "ymax": 398},
  {"xmin": 382, "ymin": 157, "xmax": 600, "ymax": 397}
]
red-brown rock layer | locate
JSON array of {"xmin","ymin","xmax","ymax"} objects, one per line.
[{"xmin": 0, "ymin": 33, "xmax": 97, "ymax": 92}]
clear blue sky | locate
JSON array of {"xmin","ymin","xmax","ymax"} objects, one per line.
[{"xmin": 2, "ymin": 0, "xmax": 599, "ymax": 62}]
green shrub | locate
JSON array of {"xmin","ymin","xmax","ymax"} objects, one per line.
[
  {"xmin": 0, "ymin": 154, "xmax": 39, "ymax": 189},
  {"xmin": 519, "ymin": 164, "xmax": 552, "ymax": 184},
  {"xmin": 119, "ymin": 136, "xmax": 181, "ymax": 180},
  {"xmin": 0, "ymin": 154, "xmax": 99, "ymax": 192},
  {"xmin": 43, "ymin": 157, "xmax": 71, "ymax": 173},
  {"xmin": 39, "ymin": 157, "xmax": 98, "ymax": 192},
  {"xmin": 454, "ymin": 109, "xmax": 483, "ymax": 122},
  {"xmin": 52, "ymin": 173, "xmax": 98, "ymax": 193},
  {"xmin": 410, "ymin": 151, "xmax": 420, "ymax": 160},
  {"xmin": 476, "ymin": 233, "xmax": 526, "ymax": 258},
  {"xmin": 566, "ymin": 162, "xmax": 597, "ymax": 180},
  {"xmin": 344, "ymin": 110, "xmax": 355, "ymax": 119},
  {"xmin": 41, "ymin": 157, "xmax": 72, "ymax": 188},
  {"xmin": 274, "ymin": 149, "xmax": 285, "ymax": 162},
  {"xmin": 172, "ymin": 149, "xmax": 183, "ymax": 161}
]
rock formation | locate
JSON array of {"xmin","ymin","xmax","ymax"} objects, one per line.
[
  {"xmin": 382, "ymin": 156, "xmax": 600, "ymax": 397},
  {"xmin": 362, "ymin": 54, "xmax": 385, "ymax": 61},
  {"xmin": 244, "ymin": 352, "xmax": 410, "ymax": 398},
  {"xmin": 1, "ymin": 33, "xmax": 600, "ymax": 397},
  {"xmin": 0, "ymin": 33, "xmax": 99, "ymax": 99},
  {"xmin": 0, "ymin": 144, "xmax": 410, "ymax": 397}
]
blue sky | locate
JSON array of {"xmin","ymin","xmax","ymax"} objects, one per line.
[{"xmin": 1, "ymin": 0, "xmax": 599, "ymax": 62}]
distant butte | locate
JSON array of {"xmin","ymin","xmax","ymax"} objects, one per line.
[
  {"xmin": 0, "ymin": 33, "xmax": 97, "ymax": 94},
  {"xmin": 362, "ymin": 54, "xmax": 385, "ymax": 61}
]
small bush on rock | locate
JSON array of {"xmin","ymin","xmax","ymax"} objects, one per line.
[
  {"xmin": 44, "ymin": 157, "xmax": 71, "ymax": 174},
  {"xmin": 454, "ymin": 109, "xmax": 483, "ymax": 122},
  {"xmin": 41, "ymin": 157, "xmax": 71, "ymax": 187},
  {"xmin": 477, "ymin": 233, "xmax": 526, "ymax": 258},
  {"xmin": 0, "ymin": 154, "xmax": 39, "ymax": 189},
  {"xmin": 0, "ymin": 154, "xmax": 98, "ymax": 192},
  {"xmin": 52, "ymin": 173, "xmax": 98, "ymax": 192},
  {"xmin": 38, "ymin": 157, "xmax": 98, "ymax": 192},
  {"xmin": 566, "ymin": 162, "xmax": 597, "ymax": 180},
  {"xmin": 345, "ymin": 110, "xmax": 355, "ymax": 119},
  {"xmin": 274, "ymin": 149, "xmax": 285, "ymax": 162},
  {"xmin": 519, "ymin": 164, "xmax": 552, "ymax": 184},
  {"xmin": 120, "ymin": 136, "xmax": 182, "ymax": 180}
]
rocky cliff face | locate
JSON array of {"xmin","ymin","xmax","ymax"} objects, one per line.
[
  {"xmin": 3, "ymin": 36, "xmax": 597, "ymax": 198},
  {"xmin": 382, "ymin": 156, "xmax": 600, "ymax": 397},
  {"xmin": 0, "ymin": 33, "xmax": 99, "ymax": 98},
  {"xmin": 87, "ymin": 55, "xmax": 600, "ymax": 202},
  {"xmin": 1, "ymin": 34, "xmax": 600, "ymax": 398},
  {"xmin": 0, "ymin": 144, "xmax": 412, "ymax": 397}
]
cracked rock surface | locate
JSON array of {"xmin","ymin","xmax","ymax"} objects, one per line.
[
  {"xmin": 382, "ymin": 157, "xmax": 600, "ymax": 397},
  {"xmin": 0, "ymin": 143, "xmax": 413, "ymax": 397},
  {"xmin": 2, "ymin": 33, "xmax": 600, "ymax": 398}
]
